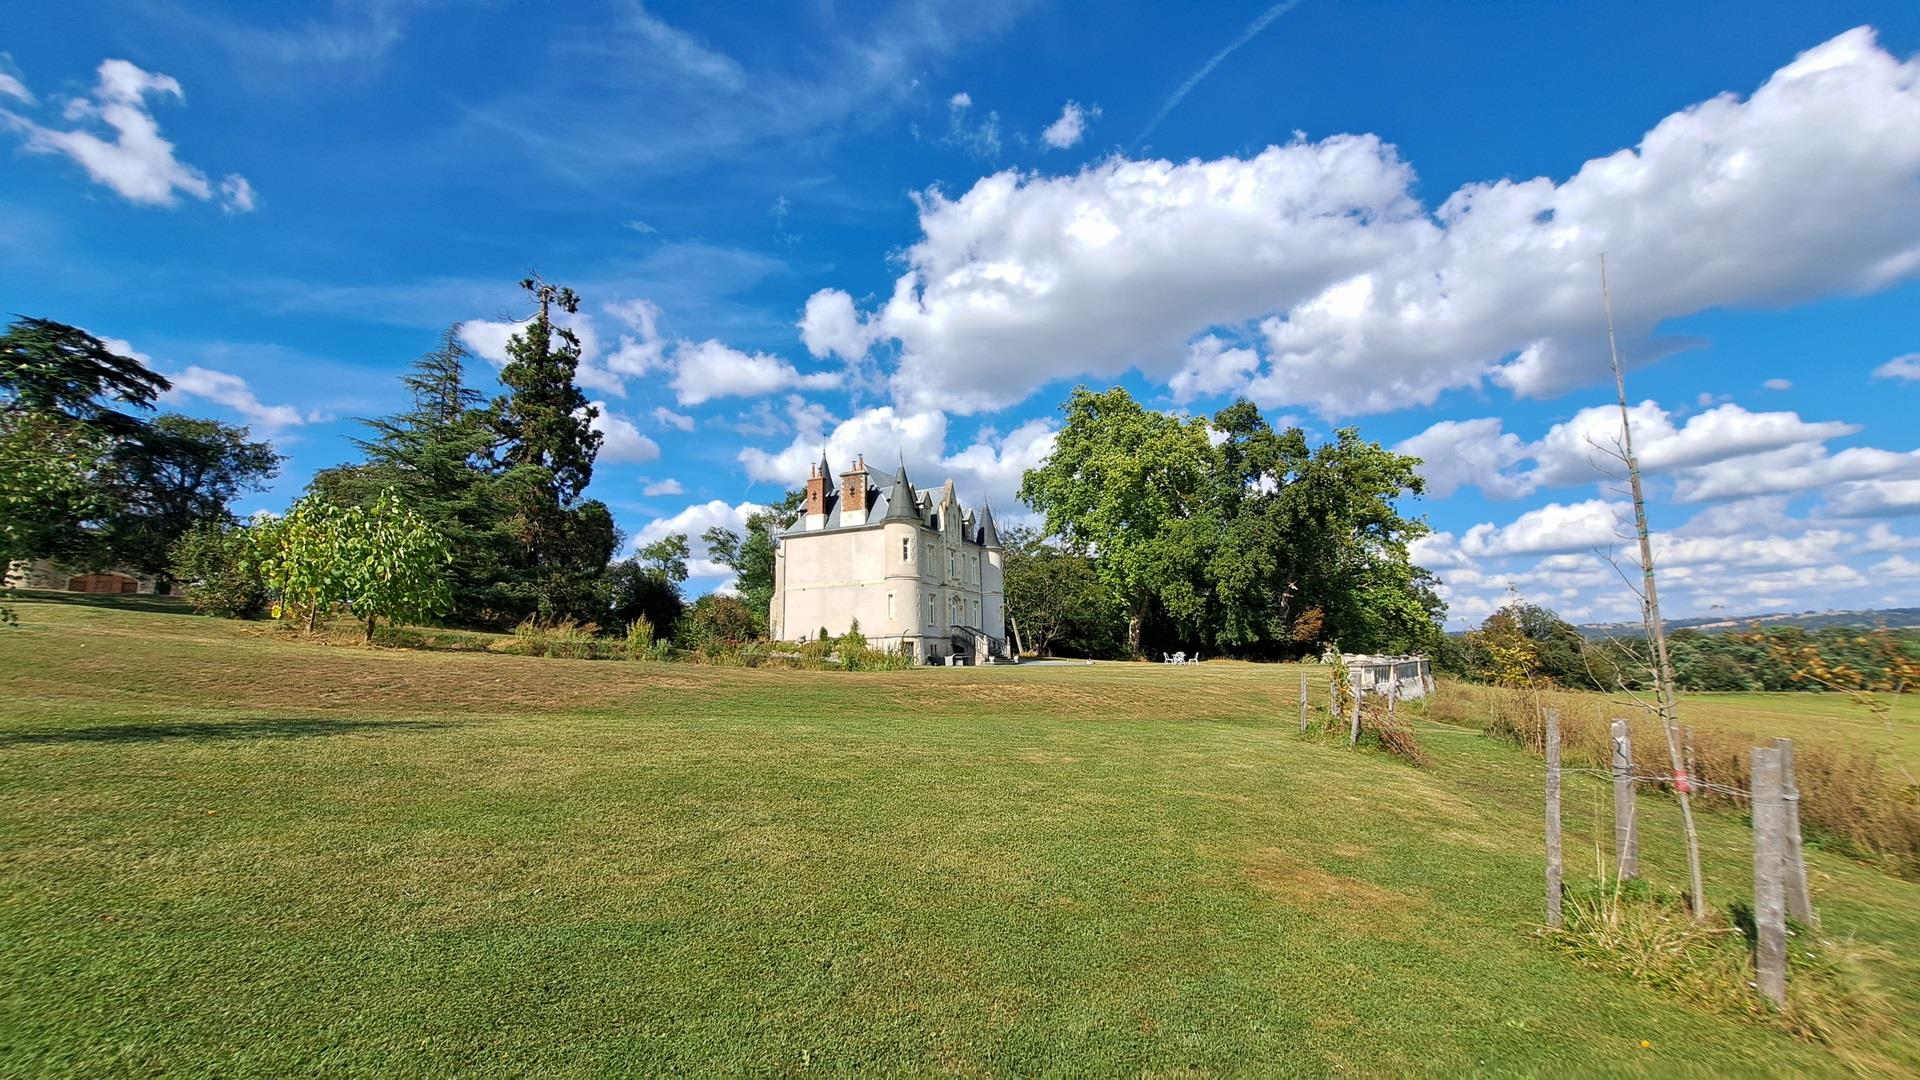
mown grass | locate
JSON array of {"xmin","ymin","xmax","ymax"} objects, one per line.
[{"xmin": 3, "ymin": 596, "xmax": 1918, "ymax": 1076}]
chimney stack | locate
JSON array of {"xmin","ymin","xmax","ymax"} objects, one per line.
[{"xmin": 840, "ymin": 454, "xmax": 871, "ymax": 514}]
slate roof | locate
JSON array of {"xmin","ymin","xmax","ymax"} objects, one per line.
[{"xmin": 780, "ymin": 461, "xmax": 999, "ymax": 547}]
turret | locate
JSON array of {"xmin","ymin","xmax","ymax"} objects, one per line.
[{"xmin": 803, "ymin": 450, "xmax": 835, "ymax": 529}]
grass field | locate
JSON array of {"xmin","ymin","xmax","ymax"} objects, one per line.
[{"xmin": 3, "ymin": 596, "xmax": 1918, "ymax": 1076}]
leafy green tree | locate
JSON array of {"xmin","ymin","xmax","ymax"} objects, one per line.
[
  {"xmin": 1021, "ymin": 387, "xmax": 1441, "ymax": 657},
  {"xmin": 488, "ymin": 277, "xmax": 615, "ymax": 621},
  {"xmin": 1020, "ymin": 387, "xmax": 1215, "ymax": 655},
  {"xmin": 256, "ymin": 498, "xmax": 351, "ymax": 631},
  {"xmin": 684, "ymin": 593, "xmax": 758, "ymax": 646},
  {"xmin": 999, "ymin": 524, "xmax": 1124, "ymax": 657},
  {"xmin": 168, "ymin": 520, "xmax": 269, "ymax": 618},
  {"xmin": 1, "ymin": 318, "xmax": 170, "ymax": 570},
  {"xmin": 638, "ymin": 532, "xmax": 691, "ymax": 584},
  {"xmin": 310, "ymin": 328, "xmax": 512, "ymax": 625},
  {"xmin": 96, "ymin": 414, "xmax": 280, "ymax": 582},
  {"xmin": 335, "ymin": 490, "xmax": 454, "ymax": 641},
  {"xmin": 0, "ymin": 411, "xmax": 111, "ymax": 568},
  {"xmin": 700, "ymin": 490, "xmax": 803, "ymax": 630},
  {"xmin": 605, "ymin": 557, "xmax": 685, "ymax": 639},
  {"xmin": 256, "ymin": 491, "xmax": 452, "ymax": 639}
]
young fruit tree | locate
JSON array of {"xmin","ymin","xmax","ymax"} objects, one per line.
[
  {"xmin": 256, "ymin": 497, "xmax": 352, "ymax": 631},
  {"xmin": 258, "ymin": 490, "xmax": 451, "ymax": 638},
  {"xmin": 335, "ymin": 490, "xmax": 453, "ymax": 641}
]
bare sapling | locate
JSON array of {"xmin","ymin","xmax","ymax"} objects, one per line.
[{"xmin": 1599, "ymin": 254, "xmax": 1708, "ymax": 920}]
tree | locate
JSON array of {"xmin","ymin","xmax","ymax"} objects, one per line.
[
  {"xmin": 1598, "ymin": 256, "xmax": 1705, "ymax": 920},
  {"xmin": 0, "ymin": 411, "xmax": 110, "ymax": 568},
  {"xmin": 169, "ymin": 520, "xmax": 269, "ymax": 619},
  {"xmin": 1021, "ymin": 386, "xmax": 1440, "ymax": 657},
  {"xmin": 700, "ymin": 489, "xmax": 804, "ymax": 631},
  {"xmin": 0, "ymin": 317, "xmax": 170, "ymax": 433},
  {"xmin": 605, "ymin": 557, "xmax": 685, "ymax": 639},
  {"xmin": 334, "ymin": 490, "xmax": 454, "ymax": 641},
  {"xmin": 488, "ymin": 277, "xmax": 614, "ymax": 621},
  {"xmin": 638, "ymin": 533, "xmax": 691, "ymax": 584},
  {"xmin": 999, "ymin": 525, "xmax": 1124, "ymax": 657},
  {"xmin": 256, "ymin": 498, "xmax": 352, "ymax": 631},
  {"xmin": 309, "ymin": 328, "xmax": 511, "ymax": 625},
  {"xmin": 0, "ymin": 411, "xmax": 111, "ymax": 625},
  {"xmin": 256, "ymin": 490, "xmax": 451, "ymax": 640},
  {"xmin": 0, "ymin": 318, "xmax": 169, "ymax": 571},
  {"xmin": 1020, "ymin": 387, "xmax": 1215, "ymax": 655},
  {"xmin": 96, "ymin": 414, "xmax": 280, "ymax": 581}
]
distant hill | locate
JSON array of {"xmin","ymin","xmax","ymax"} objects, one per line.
[{"xmin": 1575, "ymin": 608, "xmax": 1920, "ymax": 641}]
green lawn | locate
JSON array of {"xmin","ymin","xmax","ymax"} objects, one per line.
[{"xmin": 3, "ymin": 597, "xmax": 1917, "ymax": 1076}]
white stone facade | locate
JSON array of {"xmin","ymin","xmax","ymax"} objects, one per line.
[{"xmin": 769, "ymin": 455, "xmax": 1005, "ymax": 663}]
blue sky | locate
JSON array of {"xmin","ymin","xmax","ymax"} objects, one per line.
[{"xmin": 5, "ymin": 1, "xmax": 1919, "ymax": 626}]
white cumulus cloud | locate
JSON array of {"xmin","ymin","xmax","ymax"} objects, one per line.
[
  {"xmin": 2, "ymin": 58, "xmax": 255, "ymax": 211},
  {"xmin": 670, "ymin": 339, "xmax": 841, "ymax": 406},
  {"xmin": 1874, "ymin": 352, "xmax": 1920, "ymax": 381},
  {"xmin": 825, "ymin": 28, "xmax": 1920, "ymax": 417},
  {"xmin": 1040, "ymin": 100, "xmax": 1095, "ymax": 149},
  {"xmin": 586, "ymin": 404, "xmax": 661, "ymax": 463},
  {"xmin": 162, "ymin": 365, "xmax": 310, "ymax": 430}
]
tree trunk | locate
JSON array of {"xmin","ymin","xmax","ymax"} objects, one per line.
[
  {"xmin": 365, "ymin": 615, "xmax": 376, "ymax": 643},
  {"xmin": 1127, "ymin": 603, "xmax": 1144, "ymax": 657},
  {"xmin": 1603, "ymin": 255, "xmax": 1707, "ymax": 920}
]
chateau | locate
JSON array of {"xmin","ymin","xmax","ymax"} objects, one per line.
[{"xmin": 769, "ymin": 454, "xmax": 1007, "ymax": 664}]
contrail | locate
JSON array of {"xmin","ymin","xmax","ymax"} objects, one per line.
[{"xmin": 1135, "ymin": 0, "xmax": 1305, "ymax": 147}]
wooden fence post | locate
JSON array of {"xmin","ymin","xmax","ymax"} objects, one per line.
[
  {"xmin": 1610, "ymin": 719, "xmax": 1639, "ymax": 880},
  {"xmin": 1299, "ymin": 670, "xmax": 1309, "ymax": 732},
  {"xmin": 1773, "ymin": 737, "xmax": 1818, "ymax": 929},
  {"xmin": 1387, "ymin": 679, "xmax": 1398, "ymax": 724},
  {"xmin": 1682, "ymin": 725, "xmax": 1698, "ymax": 797},
  {"xmin": 1349, "ymin": 685, "xmax": 1364, "ymax": 746},
  {"xmin": 1545, "ymin": 707, "xmax": 1563, "ymax": 928},
  {"xmin": 1750, "ymin": 746, "xmax": 1788, "ymax": 1007}
]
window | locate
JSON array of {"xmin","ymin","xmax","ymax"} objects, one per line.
[
  {"xmin": 947, "ymin": 551, "xmax": 955, "ymax": 579},
  {"xmin": 901, "ymin": 537, "xmax": 910, "ymax": 562},
  {"xmin": 887, "ymin": 592, "xmax": 896, "ymax": 619},
  {"xmin": 926, "ymin": 595, "xmax": 935, "ymax": 626}
]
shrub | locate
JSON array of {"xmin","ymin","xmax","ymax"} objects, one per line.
[
  {"xmin": 505, "ymin": 616, "xmax": 606, "ymax": 659},
  {"xmin": 683, "ymin": 594, "xmax": 758, "ymax": 648},
  {"xmin": 1362, "ymin": 702, "xmax": 1429, "ymax": 767},
  {"xmin": 169, "ymin": 521, "xmax": 268, "ymax": 619},
  {"xmin": 1548, "ymin": 881, "xmax": 1891, "ymax": 1046}
]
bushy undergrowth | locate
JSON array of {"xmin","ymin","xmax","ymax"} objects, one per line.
[
  {"xmin": 1299, "ymin": 693, "xmax": 1429, "ymax": 767},
  {"xmin": 1548, "ymin": 881, "xmax": 1891, "ymax": 1049},
  {"xmin": 1432, "ymin": 682, "xmax": 1920, "ymax": 879}
]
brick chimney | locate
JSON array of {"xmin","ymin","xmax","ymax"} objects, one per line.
[{"xmin": 840, "ymin": 455, "xmax": 870, "ymax": 514}]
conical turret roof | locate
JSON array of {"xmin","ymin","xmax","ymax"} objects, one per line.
[
  {"xmin": 882, "ymin": 463, "xmax": 921, "ymax": 521},
  {"xmin": 979, "ymin": 504, "xmax": 1002, "ymax": 549}
]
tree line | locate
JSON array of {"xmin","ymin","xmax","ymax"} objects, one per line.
[
  {"xmin": 1437, "ymin": 601, "xmax": 1920, "ymax": 693},
  {"xmin": 7, "ymin": 292, "xmax": 1447, "ymax": 658}
]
